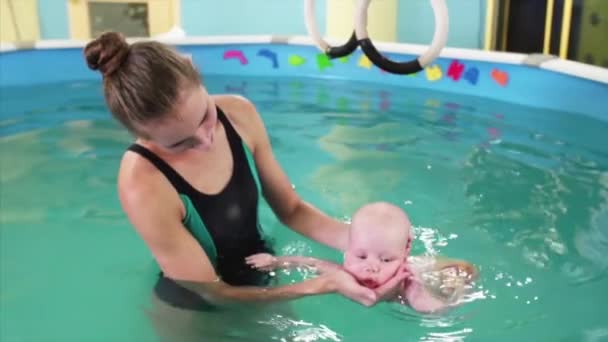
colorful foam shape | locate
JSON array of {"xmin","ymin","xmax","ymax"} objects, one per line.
[
  {"xmin": 358, "ymin": 55, "xmax": 373, "ymax": 69},
  {"xmin": 316, "ymin": 54, "xmax": 333, "ymax": 71},
  {"xmin": 491, "ymin": 68, "xmax": 509, "ymax": 86},
  {"xmin": 425, "ymin": 65, "xmax": 443, "ymax": 81},
  {"xmin": 289, "ymin": 55, "xmax": 306, "ymax": 66},
  {"xmin": 223, "ymin": 50, "xmax": 248, "ymax": 65},
  {"xmin": 257, "ymin": 49, "xmax": 278, "ymax": 68},
  {"xmin": 447, "ymin": 60, "xmax": 465, "ymax": 81},
  {"xmin": 464, "ymin": 67, "xmax": 480, "ymax": 85}
]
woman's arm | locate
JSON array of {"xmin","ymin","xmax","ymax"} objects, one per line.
[
  {"xmin": 176, "ymin": 276, "xmax": 328, "ymax": 308},
  {"xmin": 253, "ymin": 128, "xmax": 350, "ymax": 251},
  {"xmin": 224, "ymin": 96, "xmax": 350, "ymax": 251},
  {"xmin": 175, "ymin": 266, "xmax": 377, "ymax": 308},
  {"xmin": 118, "ymin": 162, "xmax": 372, "ymax": 307},
  {"xmin": 278, "ymin": 202, "xmax": 351, "ymax": 251},
  {"xmin": 245, "ymin": 253, "xmax": 341, "ymax": 273}
]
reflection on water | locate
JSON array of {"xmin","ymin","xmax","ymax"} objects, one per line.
[
  {"xmin": 573, "ymin": 173, "xmax": 608, "ymax": 275},
  {"xmin": 259, "ymin": 315, "xmax": 342, "ymax": 342},
  {"xmin": 2, "ymin": 76, "xmax": 608, "ymax": 341},
  {"xmin": 463, "ymin": 141, "xmax": 608, "ymax": 285}
]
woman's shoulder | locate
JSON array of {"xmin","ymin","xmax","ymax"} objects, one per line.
[
  {"xmin": 213, "ymin": 93, "xmax": 255, "ymax": 110},
  {"xmin": 212, "ymin": 94, "xmax": 266, "ymax": 151},
  {"xmin": 213, "ymin": 94, "xmax": 260, "ymax": 126},
  {"xmin": 118, "ymin": 142, "xmax": 161, "ymax": 189},
  {"xmin": 118, "ymin": 146, "xmax": 184, "ymax": 222}
]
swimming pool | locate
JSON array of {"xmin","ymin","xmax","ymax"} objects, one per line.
[{"xmin": 1, "ymin": 37, "xmax": 608, "ymax": 341}]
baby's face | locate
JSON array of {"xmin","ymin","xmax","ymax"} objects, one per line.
[
  {"xmin": 343, "ymin": 205, "xmax": 411, "ymax": 289},
  {"xmin": 343, "ymin": 234, "xmax": 406, "ymax": 289}
]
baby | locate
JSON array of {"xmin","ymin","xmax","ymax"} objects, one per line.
[{"xmin": 246, "ymin": 202, "xmax": 477, "ymax": 313}]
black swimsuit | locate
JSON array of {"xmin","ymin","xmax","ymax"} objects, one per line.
[{"xmin": 127, "ymin": 107, "xmax": 274, "ymax": 310}]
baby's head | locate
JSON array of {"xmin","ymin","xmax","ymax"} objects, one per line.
[{"xmin": 343, "ymin": 202, "xmax": 413, "ymax": 289}]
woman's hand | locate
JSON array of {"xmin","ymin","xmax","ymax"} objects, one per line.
[
  {"xmin": 374, "ymin": 263, "xmax": 413, "ymax": 302},
  {"xmin": 322, "ymin": 269, "xmax": 378, "ymax": 307},
  {"xmin": 245, "ymin": 253, "xmax": 277, "ymax": 272}
]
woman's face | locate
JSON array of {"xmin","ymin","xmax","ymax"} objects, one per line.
[{"xmin": 140, "ymin": 85, "xmax": 218, "ymax": 153}]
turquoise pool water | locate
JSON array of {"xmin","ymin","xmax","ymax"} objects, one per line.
[{"xmin": 1, "ymin": 75, "xmax": 607, "ymax": 341}]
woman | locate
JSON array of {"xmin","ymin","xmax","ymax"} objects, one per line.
[{"xmin": 84, "ymin": 32, "xmax": 406, "ymax": 316}]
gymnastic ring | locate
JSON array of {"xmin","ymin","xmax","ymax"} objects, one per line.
[
  {"xmin": 304, "ymin": 0, "xmax": 359, "ymax": 59},
  {"xmin": 355, "ymin": 0, "xmax": 449, "ymax": 74}
]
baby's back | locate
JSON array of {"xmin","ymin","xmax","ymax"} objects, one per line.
[{"xmin": 401, "ymin": 255, "xmax": 478, "ymax": 313}]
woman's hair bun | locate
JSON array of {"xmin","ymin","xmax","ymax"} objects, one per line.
[{"xmin": 84, "ymin": 32, "xmax": 130, "ymax": 77}]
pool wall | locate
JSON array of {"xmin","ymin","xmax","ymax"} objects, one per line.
[{"xmin": 1, "ymin": 36, "xmax": 607, "ymax": 121}]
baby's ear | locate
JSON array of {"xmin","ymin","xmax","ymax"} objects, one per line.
[{"xmin": 404, "ymin": 236, "xmax": 413, "ymax": 254}]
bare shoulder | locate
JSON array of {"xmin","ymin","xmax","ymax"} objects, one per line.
[
  {"xmin": 117, "ymin": 150, "xmax": 184, "ymax": 236},
  {"xmin": 118, "ymin": 149, "xmax": 161, "ymax": 203},
  {"xmin": 407, "ymin": 255, "xmax": 437, "ymax": 274},
  {"xmin": 213, "ymin": 94, "xmax": 257, "ymax": 114},
  {"xmin": 432, "ymin": 256, "xmax": 479, "ymax": 280},
  {"xmin": 213, "ymin": 94, "xmax": 266, "ymax": 152},
  {"xmin": 403, "ymin": 280, "xmax": 448, "ymax": 314},
  {"xmin": 409, "ymin": 255, "xmax": 478, "ymax": 278}
]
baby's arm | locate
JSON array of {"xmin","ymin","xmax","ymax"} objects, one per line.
[
  {"xmin": 245, "ymin": 253, "xmax": 340, "ymax": 274},
  {"xmin": 403, "ymin": 279, "xmax": 451, "ymax": 314},
  {"xmin": 432, "ymin": 257, "xmax": 479, "ymax": 281},
  {"xmin": 402, "ymin": 257, "xmax": 478, "ymax": 314}
]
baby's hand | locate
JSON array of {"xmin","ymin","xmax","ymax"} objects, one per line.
[
  {"xmin": 375, "ymin": 263, "xmax": 413, "ymax": 302},
  {"xmin": 245, "ymin": 253, "xmax": 277, "ymax": 272}
]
